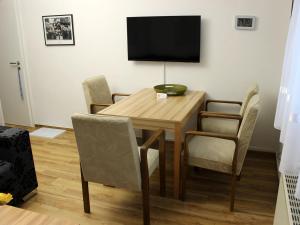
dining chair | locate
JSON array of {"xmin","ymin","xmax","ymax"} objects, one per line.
[
  {"xmin": 71, "ymin": 113, "xmax": 166, "ymax": 225},
  {"xmin": 198, "ymin": 84, "xmax": 259, "ymax": 135},
  {"xmin": 82, "ymin": 75, "xmax": 130, "ymax": 114},
  {"xmin": 181, "ymin": 94, "xmax": 260, "ymax": 211}
]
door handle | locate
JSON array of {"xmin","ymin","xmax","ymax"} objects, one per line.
[
  {"xmin": 9, "ymin": 61, "xmax": 20, "ymax": 66},
  {"xmin": 9, "ymin": 61, "xmax": 24, "ymax": 100}
]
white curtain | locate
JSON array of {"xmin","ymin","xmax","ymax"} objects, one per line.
[{"xmin": 275, "ymin": 0, "xmax": 300, "ymax": 197}]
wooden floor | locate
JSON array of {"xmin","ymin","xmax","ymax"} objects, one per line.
[{"xmin": 20, "ymin": 128, "xmax": 278, "ymax": 225}]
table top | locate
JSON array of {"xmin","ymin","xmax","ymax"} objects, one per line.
[
  {"xmin": 0, "ymin": 205, "xmax": 78, "ymax": 225},
  {"xmin": 99, "ymin": 88, "xmax": 205, "ymax": 123}
]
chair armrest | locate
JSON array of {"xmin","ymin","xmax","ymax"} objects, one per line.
[
  {"xmin": 199, "ymin": 111, "xmax": 241, "ymax": 117},
  {"xmin": 205, "ymin": 99, "xmax": 242, "ymax": 111},
  {"xmin": 90, "ymin": 103, "xmax": 112, "ymax": 114},
  {"xmin": 185, "ymin": 130, "xmax": 238, "ymax": 143},
  {"xmin": 139, "ymin": 129, "xmax": 165, "ymax": 184},
  {"xmin": 140, "ymin": 129, "xmax": 165, "ymax": 152},
  {"xmin": 140, "ymin": 129, "xmax": 165, "ymax": 168},
  {"xmin": 112, "ymin": 93, "xmax": 130, "ymax": 103},
  {"xmin": 199, "ymin": 111, "xmax": 242, "ymax": 122},
  {"xmin": 197, "ymin": 111, "xmax": 243, "ymax": 132}
]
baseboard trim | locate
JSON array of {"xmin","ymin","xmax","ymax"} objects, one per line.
[
  {"xmin": 249, "ymin": 145, "xmax": 276, "ymax": 153},
  {"xmin": 35, "ymin": 124, "xmax": 73, "ymax": 131}
]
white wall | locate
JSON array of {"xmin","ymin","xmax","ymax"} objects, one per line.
[
  {"xmin": 19, "ymin": 0, "xmax": 291, "ymax": 152},
  {"xmin": 0, "ymin": 99, "xmax": 4, "ymax": 126}
]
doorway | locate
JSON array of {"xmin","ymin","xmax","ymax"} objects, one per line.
[{"xmin": 0, "ymin": 0, "xmax": 33, "ymax": 126}]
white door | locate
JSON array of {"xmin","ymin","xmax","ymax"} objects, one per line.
[{"xmin": 0, "ymin": 0, "xmax": 33, "ymax": 126}]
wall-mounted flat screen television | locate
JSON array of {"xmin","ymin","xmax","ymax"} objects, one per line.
[{"xmin": 127, "ymin": 16, "xmax": 201, "ymax": 63}]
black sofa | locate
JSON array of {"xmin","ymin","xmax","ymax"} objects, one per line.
[{"xmin": 0, "ymin": 126, "xmax": 38, "ymax": 205}]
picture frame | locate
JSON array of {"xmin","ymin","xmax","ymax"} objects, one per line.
[
  {"xmin": 235, "ymin": 16, "xmax": 256, "ymax": 30},
  {"xmin": 42, "ymin": 14, "xmax": 75, "ymax": 46}
]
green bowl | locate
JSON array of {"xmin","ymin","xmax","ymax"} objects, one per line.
[{"xmin": 153, "ymin": 84, "xmax": 187, "ymax": 96}]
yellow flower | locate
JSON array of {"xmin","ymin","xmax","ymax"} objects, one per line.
[{"xmin": 0, "ymin": 193, "xmax": 13, "ymax": 204}]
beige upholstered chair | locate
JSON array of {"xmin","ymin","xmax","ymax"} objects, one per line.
[
  {"xmin": 72, "ymin": 113, "xmax": 166, "ymax": 225},
  {"xmin": 199, "ymin": 84, "xmax": 259, "ymax": 135},
  {"xmin": 181, "ymin": 95, "xmax": 260, "ymax": 211},
  {"xmin": 82, "ymin": 75, "xmax": 130, "ymax": 114}
]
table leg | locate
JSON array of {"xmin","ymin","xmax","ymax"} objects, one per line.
[
  {"xmin": 173, "ymin": 123, "xmax": 182, "ymax": 199},
  {"xmin": 197, "ymin": 100, "xmax": 205, "ymax": 130},
  {"xmin": 142, "ymin": 129, "xmax": 149, "ymax": 143}
]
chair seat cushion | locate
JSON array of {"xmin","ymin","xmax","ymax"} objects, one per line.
[
  {"xmin": 138, "ymin": 147, "xmax": 159, "ymax": 176},
  {"xmin": 201, "ymin": 118, "xmax": 239, "ymax": 135},
  {"xmin": 188, "ymin": 136, "xmax": 236, "ymax": 174}
]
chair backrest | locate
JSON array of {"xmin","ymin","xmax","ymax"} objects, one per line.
[
  {"xmin": 72, "ymin": 113, "xmax": 142, "ymax": 191},
  {"xmin": 239, "ymin": 84, "xmax": 259, "ymax": 116},
  {"xmin": 236, "ymin": 94, "xmax": 260, "ymax": 175},
  {"xmin": 82, "ymin": 75, "xmax": 113, "ymax": 113}
]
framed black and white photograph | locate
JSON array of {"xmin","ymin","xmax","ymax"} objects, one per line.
[
  {"xmin": 42, "ymin": 14, "xmax": 75, "ymax": 46},
  {"xmin": 235, "ymin": 16, "xmax": 256, "ymax": 30}
]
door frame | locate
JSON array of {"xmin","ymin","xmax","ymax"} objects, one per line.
[{"xmin": 9, "ymin": 0, "xmax": 35, "ymax": 127}]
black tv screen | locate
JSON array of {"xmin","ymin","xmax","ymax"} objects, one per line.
[{"xmin": 127, "ymin": 16, "xmax": 201, "ymax": 63}]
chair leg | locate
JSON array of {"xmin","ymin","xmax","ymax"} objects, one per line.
[
  {"xmin": 230, "ymin": 174, "xmax": 237, "ymax": 211},
  {"xmin": 180, "ymin": 151, "xmax": 188, "ymax": 201},
  {"xmin": 193, "ymin": 166, "xmax": 200, "ymax": 173},
  {"xmin": 81, "ymin": 168, "xmax": 90, "ymax": 213},
  {"xmin": 141, "ymin": 176, "xmax": 150, "ymax": 225},
  {"xmin": 142, "ymin": 186, "xmax": 150, "ymax": 225},
  {"xmin": 159, "ymin": 137, "xmax": 166, "ymax": 197}
]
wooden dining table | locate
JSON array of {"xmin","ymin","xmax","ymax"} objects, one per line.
[{"xmin": 98, "ymin": 88, "xmax": 206, "ymax": 198}]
